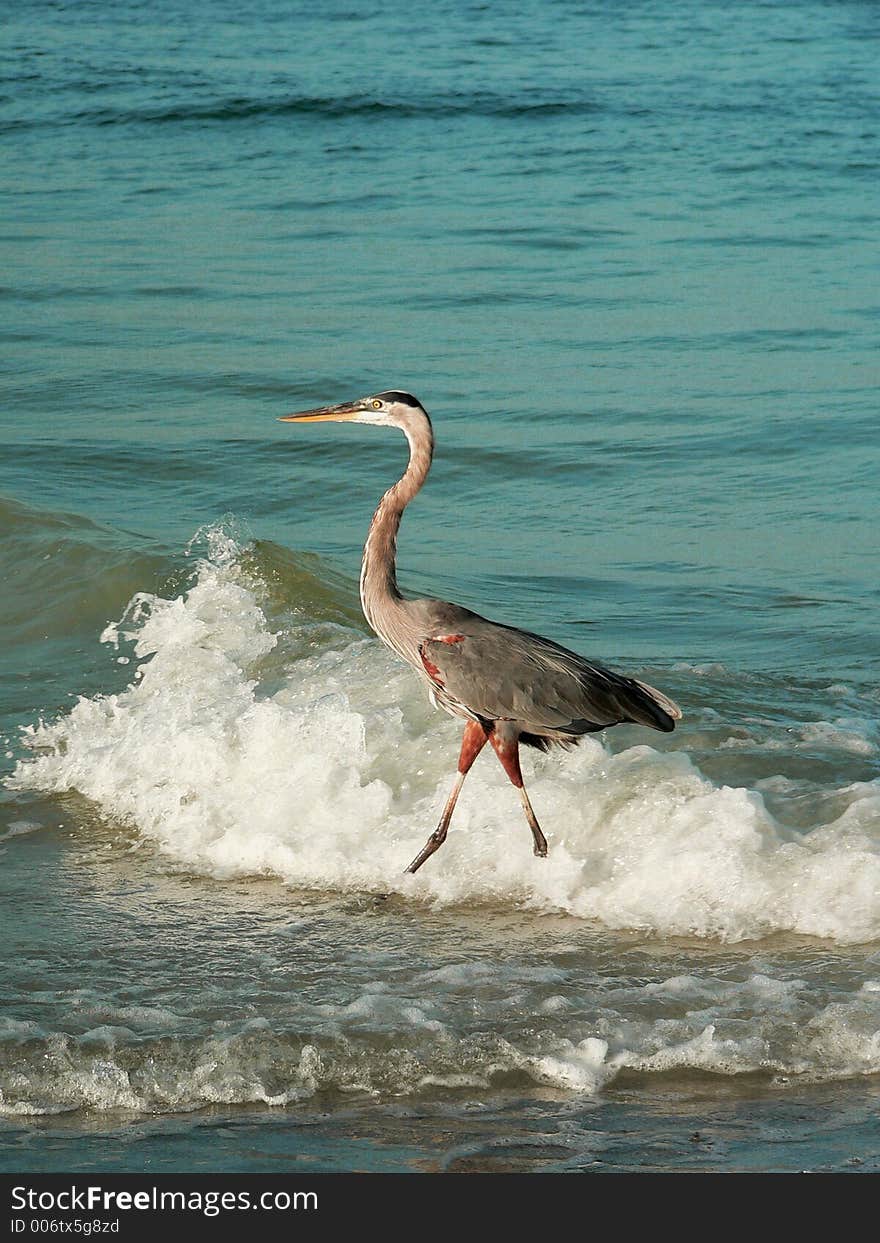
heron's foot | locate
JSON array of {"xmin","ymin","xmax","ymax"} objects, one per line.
[
  {"xmin": 404, "ymin": 825, "xmax": 448, "ymax": 875},
  {"xmin": 525, "ymin": 815, "xmax": 548, "ymax": 857},
  {"xmin": 516, "ymin": 785, "xmax": 547, "ymax": 860}
]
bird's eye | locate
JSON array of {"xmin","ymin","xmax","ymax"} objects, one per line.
[{"xmin": 371, "ymin": 399, "xmax": 382, "ymax": 410}]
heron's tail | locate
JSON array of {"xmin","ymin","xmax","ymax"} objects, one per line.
[{"xmin": 632, "ymin": 679, "xmax": 682, "ymax": 730}]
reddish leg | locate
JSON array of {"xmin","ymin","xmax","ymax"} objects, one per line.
[
  {"xmin": 489, "ymin": 723, "xmax": 548, "ymax": 858},
  {"xmin": 405, "ymin": 720, "xmax": 489, "ymax": 874}
]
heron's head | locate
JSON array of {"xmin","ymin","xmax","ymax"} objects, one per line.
[{"xmin": 279, "ymin": 390, "xmax": 430, "ymax": 433}]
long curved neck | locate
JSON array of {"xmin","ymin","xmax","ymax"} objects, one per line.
[{"xmin": 360, "ymin": 423, "xmax": 433, "ymax": 639}]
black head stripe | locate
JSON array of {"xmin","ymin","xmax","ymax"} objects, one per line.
[{"xmin": 374, "ymin": 390, "xmax": 421, "ymax": 408}]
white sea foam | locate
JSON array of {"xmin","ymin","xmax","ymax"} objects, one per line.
[
  {"xmin": 0, "ymin": 820, "xmax": 41, "ymax": 843},
  {"xmin": 720, "ymin": 717, "xmax": 877, "ymax": 757},
  {"xmin": 1, "ymin": 971, "xmax": 877, "ymax": 1115},
  {"xmin": 671, "ymin": 661, "xmax": 730, "ymax": 677},
  {"xmin": 525, "ymin": 972, "xmax": 880, "ymax": 1092},
  {"xmin": 7, "ymin": 531, "xmax": 880, "ymax": 944}
]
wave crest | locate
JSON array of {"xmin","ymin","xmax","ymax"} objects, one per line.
[{"xmin": 7, "ymin": 525, "xmax": 880, "ymax": 944}]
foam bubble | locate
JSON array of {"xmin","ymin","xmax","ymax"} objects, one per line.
[{"xmin": 7, "ymin": 529, "xmax": 880, "ymax": 944}]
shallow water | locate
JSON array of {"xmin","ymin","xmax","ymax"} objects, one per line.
[{"xmin": 1, "ymin": 0, "xmax": 879, "ymax": 1171}]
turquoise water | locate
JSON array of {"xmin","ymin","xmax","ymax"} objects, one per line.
[{"xmin": 1, "ymin": 0, "xmax": 879, "ymax": 1172}]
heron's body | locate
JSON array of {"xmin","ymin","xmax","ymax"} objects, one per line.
[{"xmin": 281, "ymin": 390, "xmax": 681, "ymax": 873}]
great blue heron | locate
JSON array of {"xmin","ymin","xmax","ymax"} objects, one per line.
[{"xmin": 280, "ymin": 391, "xmax": 681, "ymax": 874}]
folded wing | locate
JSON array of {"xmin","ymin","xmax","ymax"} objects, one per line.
[{"xmin": 419, "ymin": 622, "xmax": 681, "ymax": 736}]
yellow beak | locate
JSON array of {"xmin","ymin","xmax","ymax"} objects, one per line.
[{"xmin": 278, "ymin": 401, "xmax": 362, "ymax": 424}]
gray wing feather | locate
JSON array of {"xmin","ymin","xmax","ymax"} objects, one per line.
[{"xmin": 419, "ymin": 616, "xmax": 681, "ymax": 734}]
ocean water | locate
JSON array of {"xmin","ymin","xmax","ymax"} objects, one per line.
[{"xmin": 1, "ymin": 0, "xmax": 879, "ymax": 1173}]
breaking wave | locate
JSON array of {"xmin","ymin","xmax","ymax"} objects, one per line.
[
  {"xmin": 7, "ymin": 523, "xmax": 880, "ymax": 946},
  {"xmin": 2, "ymin": 971, "xmax": 879, "ymax": 1116}
]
